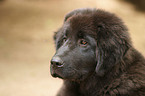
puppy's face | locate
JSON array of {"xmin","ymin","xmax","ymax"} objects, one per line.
[
  {"xmin": 50, "ymin": 8, "xmax": 131, "ymax": 81},
  {"xmin": 50, "ymin": 17, "xmax": 97, "ymax": 81}
]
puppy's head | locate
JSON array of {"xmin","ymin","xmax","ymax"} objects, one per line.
[{"xmin": 50, "ymin": 8, "xmax": 131, "ymax": 81}]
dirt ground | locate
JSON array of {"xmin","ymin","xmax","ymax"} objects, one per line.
[{"xmin": 0, "ymin": 0, "xmax": 145, "ymax": 96}]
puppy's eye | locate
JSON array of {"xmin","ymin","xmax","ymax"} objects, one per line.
[
  {"xmin": 63, "ymin": 37, "xmax": 67, "ymax": 43},
  {"xmin": 79, "ymin": 39, "xmax": 88, "ymax": 46}
]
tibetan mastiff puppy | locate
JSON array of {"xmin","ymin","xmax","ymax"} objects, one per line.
[{"xmin": 50, "ymin": 8, "xmax": 145, "ymax": 96}]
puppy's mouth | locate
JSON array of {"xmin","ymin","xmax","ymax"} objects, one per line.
[{"xmin": 51, "ymin": 70, "xmax": 64, "ymax": 79}]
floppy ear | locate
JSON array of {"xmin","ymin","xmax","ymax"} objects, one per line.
[{"xmin": 95, "ymin": 24, "xmax": 131, "ymax": 76}]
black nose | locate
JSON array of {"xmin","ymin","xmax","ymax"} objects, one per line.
[{"xmin": 51, "ymin": 56, "xmax": 64, "ymax": 67}]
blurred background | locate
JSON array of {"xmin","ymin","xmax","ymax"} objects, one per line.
[{"xmin": 0, "ymin": 0, "xmax": 145, "ymax": 96}]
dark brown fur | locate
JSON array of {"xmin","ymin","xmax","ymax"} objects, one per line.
[{"xmin": 50, "ymin": 8, "xmax": 145, "ymax": 96}]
